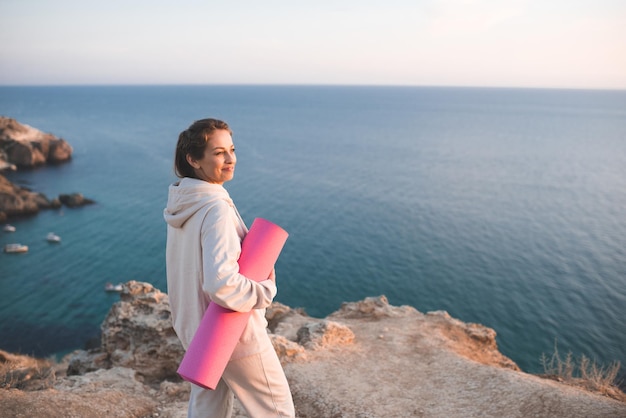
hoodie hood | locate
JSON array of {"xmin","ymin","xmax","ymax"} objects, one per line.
[{"xmin": 164, "ymin": 177, "xmax": 233, "ymax": 229}]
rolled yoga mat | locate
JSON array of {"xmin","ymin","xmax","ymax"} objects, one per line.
[{"xmin": 177, "ymin": 217, "xmax": 289, "ymax": 390}]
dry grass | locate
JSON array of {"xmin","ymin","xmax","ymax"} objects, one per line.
[
  {"xmin": 0, "ymin": 350, "xmax": 55, "ymax": 390},
  {"xmin": 540, "ymin": 340, "xmax": 625, "ymax": 402}
]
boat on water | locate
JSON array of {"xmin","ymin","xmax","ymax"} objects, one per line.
[
  {"xmin": 3, "ymin": 224, "xmax": 16, "ymax": 232},
  {"xmin": 46, "ymin": 232, "xmax": 61, "ymax": 243},
  {"xmin": 105, "ymin": 282, "xmax": 123, "ymax": 292},
  {"xmin": 4, "ymin": 243, "xmax": 28, "ymax": 253}
]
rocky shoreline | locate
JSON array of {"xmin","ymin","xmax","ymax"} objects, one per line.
[
  {"xmin": 0, "ymin": 116, "xmax": 94, "ymax": 221},
  {"xmin": 1, "ymin": 282, "xmax": 624, "ymax": 417}
]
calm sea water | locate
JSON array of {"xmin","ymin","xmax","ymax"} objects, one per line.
[{"xmin": 1, "ymin": 86, "xmax": 625, "ymax": 385}]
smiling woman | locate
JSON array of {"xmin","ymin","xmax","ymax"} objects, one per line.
[
  {"xmin": 186, "ymin": 130, "xmax": 236, "ymax": 185},
  {"xmin": 174, "ymin": 119, "xmax": 237, "ymax": 185},
  {"xmin": 164, "ymin": 117, "xmax": 295, "ymax": 417}
]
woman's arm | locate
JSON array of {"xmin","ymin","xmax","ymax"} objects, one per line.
[{"xmin": 200, "ymin": 200, "xmax": 277, "ymax": 312}]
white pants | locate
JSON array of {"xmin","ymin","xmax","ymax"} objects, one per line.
[{"xmin": 187, "ymin": 347, "xmax": 295, "ymax": 418}]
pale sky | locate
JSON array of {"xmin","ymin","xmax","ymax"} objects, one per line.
[{"xmin": 1, "ymin": 0, "xmax": 625, "ymax": 89}]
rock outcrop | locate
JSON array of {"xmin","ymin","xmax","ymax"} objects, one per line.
[
  {"xmin": 1, "ymin": 282, "xmax": 625, "ymax": 418},
  {"xmin": 0, "ymin": 116, "xmax": 72, "ymax": 169},
  {"xmin": 0, "ymin": 174, "xmax": 61, "ymax": 220},
  {"xmin": 58, "ymin": 193, "xmax": 95, "ymax": 208},
  {"xmin": 0, "ymin": 117, "xmax": 93, "ymax": 221},
  {"xmin": 67, "ymin": 281, "xmax": 185, "ymax": 383},
  {"xmin": 0, "ymin": 175, "xmax": 94, "ymax": 221}
]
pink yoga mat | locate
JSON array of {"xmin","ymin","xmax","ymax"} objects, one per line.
[{"xmin": 177, "ymin": 217, "xmax": 289, "ymax": 389}]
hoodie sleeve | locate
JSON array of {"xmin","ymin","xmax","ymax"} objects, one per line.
[{"xmin": 200, "ymin": 200, "xmax": 277, "ymax": 312}]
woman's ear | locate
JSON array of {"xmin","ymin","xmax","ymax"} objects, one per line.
[{"xmin": 186, "ymin": 154, "xmax": 200, "ymax": 169}]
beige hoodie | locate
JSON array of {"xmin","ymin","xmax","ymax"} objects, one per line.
[{"xmin": 164, "ymin": 177, "xmax": 277, "ymax": 359}]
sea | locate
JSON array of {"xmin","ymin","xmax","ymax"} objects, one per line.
[{"xmin": 1, "ymin": 85, "xmax": 625, "ymax": 387}]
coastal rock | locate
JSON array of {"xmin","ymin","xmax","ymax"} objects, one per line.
[
  {"xmin": 286, "ymin": 297, "xmax": 625, "ymax": 418},
  {"xmin": 330, "ymin": 294, "xmax": 418, "ymax": 320},
  {"xmin": 0, "ymin": 174, "xmax": 58, "ymax": 218},
  {"xmin": 69, "ymin": 281, "xmax": 185, "ymax": 383},
  {"xmin": 3, "ymin": 367, "xmax": 158, "ymax": 418},
  {"xmin": 1, "ymin": 284, "xmax": 625, "ymax": 418},
  {"xmin": 266, "ymin": 302, "xmax": 312, "ymax": 342},
  {"xmin": 0, "ymin": 116, "xmax": 73, "ymax": 168},
  {"xmin": 58, "ymin": 192, "xmax": 95, "ymax": 208},
  {"xmin": 270, "ymin": 334, "xmax": 307, "ymax": 363},
  {"xmin": 0, "ymin": 174, "xmax": 94, "ymax": 220},
  {"xmin": 48, "ymin": 138, "xmax": 73, "ymax": 163},
  {"xmin": 0, "ymin": 117, "xmax": 89, "ymax": 220},
  {"xmin": 296, "ymin": 320, "xmax": 355, "ymax": 350}
]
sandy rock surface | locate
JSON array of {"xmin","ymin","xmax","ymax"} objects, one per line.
[
  {"xmin": 284, "ymin": 299, "xmax": 625, "ymax": 417},
  {"xmin": 1, "ymin": 286, "xmax": 624, "ymax": 418}
]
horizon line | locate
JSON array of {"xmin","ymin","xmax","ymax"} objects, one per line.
[{"xmin": 0, "ymin": 83, "xmax": 625, "ymax": 92}]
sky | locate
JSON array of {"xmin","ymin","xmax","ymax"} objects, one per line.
[{"xmin": 1, "ymin": 0, "xmax": 625, "ymax": 89}]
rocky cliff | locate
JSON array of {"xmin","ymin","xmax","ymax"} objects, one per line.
[
  {"xmin": 0, "ymin": 116, "xmax": 72, "ymax": 169},
  {"xmin": 0, "ymin": 117, "xmax": 93, "ymax": 221},
  {"xmin": 0, "ymin": 174, "xmax": 94, "ymax": 221},
  {"xmin": 1, "ymin": 282, "xmax": 624, "ymax": 418}
]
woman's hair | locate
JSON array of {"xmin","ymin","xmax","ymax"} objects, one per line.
[{"xmin": 174, "ymin": 118, "xmax": 233, "ymax": 178}]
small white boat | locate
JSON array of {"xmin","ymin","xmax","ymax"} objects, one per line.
[
  {"xmin": 46, "ymin": 232, "xmax": 61, "ymax": 243},
  {"xmin": 4, "ymin": 243, "xmax": 28, "ymax": 253},
  {"xmin": 3, "ymin": 224, "xmax": 16, "ymax": 232},
  {"xmin": 105, "ymin": 282, "xmax": 123, "ymax": 292}
]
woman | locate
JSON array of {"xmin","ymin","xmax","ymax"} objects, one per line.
[{"xmin": 164, "ymin": 118, "xmax": 295, "ymax": 417}]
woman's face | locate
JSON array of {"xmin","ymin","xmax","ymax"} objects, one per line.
[{"xmin": 186, "ymin": 129, "xmax": 236, "ymax": 184}]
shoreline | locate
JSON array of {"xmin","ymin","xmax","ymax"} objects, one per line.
[{"xmin": 1, "ymin": 283, "xmax": 624, "ymax": 417}]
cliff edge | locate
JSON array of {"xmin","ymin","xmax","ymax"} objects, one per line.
[{"xmin": 1, "ymin": 281, "xmax": 624, "ymax": 417}]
